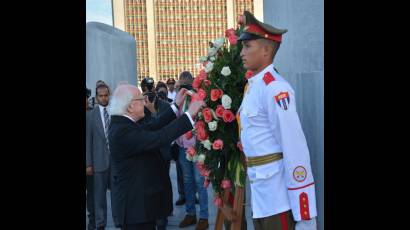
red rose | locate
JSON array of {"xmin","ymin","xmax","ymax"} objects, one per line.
[
  {"xmin": 184, "ymin": 130, "xmax": 193, "ymax": 139},
  {"xmin": 210, "ymin": 89, "xmax": 223, "ymax": 101},
  {"xmin": 197, "ymin": 69, "xmax": 207, "ymax": 81},
  {"xmin": 202, "ymin": 108, "xmax": 213, "ymax": 123},
  {"xmin": 196, "ymin": 162, "xmax": 205, "ymax": 171},
  {"xmin": 221, "ymin": 179, "xmax": 231, "ymax": 189},
  {"xmin": 195, "ymin": 120, "xmax": 205, "ymax": 130},
  {"xmin": 200, "ymin": 168, "xmax": 210, "ymax": 177},
  {"xmin": 197, "ymin": 88, "xmax": 207, "ymax": 100},
  {"xmin": 204, "ymin": 178, "xmax": 210, "ymax": 188},
  {"xmin": 222, "ymin": 109, "xmax": 235, "ymax": 123},
  {"xmin": 237, "ymin": 141, "xmax": 243, "ymax": 152},
  {"xmin": 192, "ymin": 77, "xmax": 202, "ymax": 90},
  {"xmin": 212, "ymin": 139, "xmax": 224, "ymax": 150},
  {"xmin": 225, "ymin": 28, "xmax": 236, "ymax": 38},
  {"xmin": 204, "ymin": 79, "xmax": 211, "ymax": 87},
  {"xmin": 197, "ymin": 127, "xmax": 209, "ymax": 141},
  {"xmin": 245, "ymin": 70, "xmax": 254, "ymax": 79},
  {"xmin": 228, "ymin": 35, "xmax": 238, "ymax": 45},
  {"xmin": 215, "ymin": 105, "xmax": 225, "ymax": 118},
  {"xmin": 186, "ymin": 146, "xmax": 196, "ymax": 157},
  {"xmin": 214, "ymin": 196, "xmax": 223, "ymax": 207}
]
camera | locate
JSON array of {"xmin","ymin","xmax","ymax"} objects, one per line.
[
  {"xmin": 179, "ymin": 84, "xmax": 193, "ymax": 91},
  {"xmin": 141, "ymin": 77, "xmax": 156, "ymax": 103},
  {"xmin": 157, "ymin": 91, "xmax": 168, "ymax": 101}
]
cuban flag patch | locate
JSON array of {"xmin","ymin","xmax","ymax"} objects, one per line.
[{"xmin": 275, "ymin": 92, "xmax": 290, "ymax": 110}]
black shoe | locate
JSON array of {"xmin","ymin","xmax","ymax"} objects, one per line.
[
  {"xmin": 195, "ymin": 197, "xmax": 199, "ymax": 204},
  {"xmin": 175, "ymin": 197, "xmax": 186, "ymax": 206}
]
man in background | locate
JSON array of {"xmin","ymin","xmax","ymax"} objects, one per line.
[{"xmin": 86, "ymin": 83, "xmax": 112, "ymax": 230}]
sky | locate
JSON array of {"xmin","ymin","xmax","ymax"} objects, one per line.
[{"xmin": 86, "ymin": 0, "xmax": 113, "ymax": 26}]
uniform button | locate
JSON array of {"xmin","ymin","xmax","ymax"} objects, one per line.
[
  {"xmin": 304, "ymin": 211, "xmax": 308, "ymax": 215},
  {"xmin": 304, "ymin": 205, "xmax": 307, "ymax": 208},
  {"xmin": 303, "ymin": 198, "xmax": 306, "ymax": 201}
]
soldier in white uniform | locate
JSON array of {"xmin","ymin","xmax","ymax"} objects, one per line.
[{"xmin": 237, "ymin": 11, "xmax": 317, "ymax": 230}]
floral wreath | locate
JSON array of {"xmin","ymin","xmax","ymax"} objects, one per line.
[{"xmin": 183, "ymin": 16, "xmax": 254, "ymax": 207}]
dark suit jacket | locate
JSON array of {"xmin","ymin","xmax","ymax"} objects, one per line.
[
  {"xmin": 141, "ymin": 99, "xmax": 173, "ymax": 161},
  {"xmin": 108, "ymin": 107, "xmax": 193, "ymax": 226}
]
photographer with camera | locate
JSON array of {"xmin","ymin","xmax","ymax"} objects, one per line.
[
  {"xmin": 140, "ymin": 77, "xmax": 158, "ymax": 116},
  {"xmin": 139, "ymin": 78, "xmax": 177, "ymax": 230}
]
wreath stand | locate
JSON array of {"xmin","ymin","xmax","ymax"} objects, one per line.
[{"xmin": 215, "ymin": 185, "xmax": 245, "ymax": 230}]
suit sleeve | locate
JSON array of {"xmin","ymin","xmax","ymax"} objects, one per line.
[
  {"xmin": 265, "ymin": 82, "xmax": 317, "ymax": 221},
  {"xmin": 142, "ymin": 106, "xmax": 176, "ymax": 131},
  {"xmin": 86, "ymin": 111, "xmax": 93, "ymax": 168},
  {"xmin": 124, "ymin": 113, "xmax": 194, "ymax": 158}
]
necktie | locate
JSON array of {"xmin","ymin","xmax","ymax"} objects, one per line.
[{"xmin": 103, "ymin": 107, "xmax": 110, "ymax": 137}]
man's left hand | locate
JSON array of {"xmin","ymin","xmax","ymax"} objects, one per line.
[
  {"xmin": 175, "ymin": 88, "xmax": 188, "ymax": 108},
  {"xmin": 295, "ymin": 218, "xmax": 317, "ymax": 230}
]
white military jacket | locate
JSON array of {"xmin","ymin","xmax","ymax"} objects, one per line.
[{"xmin": 239, "ymin": 63, "xmax": 317, "ymax": 221}]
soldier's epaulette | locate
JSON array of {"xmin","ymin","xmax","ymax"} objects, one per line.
[{"xmin": 263, "ymin": 72, "xmax": 276, "ymax": 85}]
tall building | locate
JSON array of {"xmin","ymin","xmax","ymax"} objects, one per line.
[{"xmin": 112, "ymin": 0, "xmax": 260, "ymax": 83}]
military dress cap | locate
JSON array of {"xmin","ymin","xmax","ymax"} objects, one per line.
[
  {"xmin": 238, "ymin": 11, "xmax": 287, "ymax": 42},
  {"xmin": 166, "ymin": 78, "xmax": 176, "ymax": 84}
]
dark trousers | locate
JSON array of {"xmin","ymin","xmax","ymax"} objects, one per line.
[
  {"xmin": 86, "ymin": 175, "xmax": 96, "ymax": 230},
  {"xmin": 170, "ymin": 143, "xmax": 185, "ymax": 199},
  {"xmin": 253, "ymin": 210, "xmax": 295, "ymax": 230},
  {"xmin": 122, "ymin": 222, "xmax": 156, "ymax": 230}
]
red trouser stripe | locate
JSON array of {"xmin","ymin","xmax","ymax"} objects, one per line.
[{"xmin": 280, "ymin": 212, "xmax": 289, "ymax": 230}]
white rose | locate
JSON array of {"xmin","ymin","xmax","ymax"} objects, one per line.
[
  {"xmin": 197, "ymin": 154, "xmax": 206, "ymax": 164},
  {"xmin": 201, "ymin": 139, "xmax": 212, "ymax": 150},
  {"xmin": 208, "ymin": 121, "xmax": 218, "ymax": 131},
  {"xmin": 221, "ymin": 66, "xmax": 231, "ymax": 76},
  {"xmin": 186, "ymin": 153, "xmax": 194, "ymax": 162},
  {"xmin": 205, "ymin": 62, "xmax": 214, "ymax": 73},
  {"xmin": 213, "ymin": 37, "xmax": 225, "ymax": 49},
  {"xmin": 210, "ymin": 56, "xmax": 216, "ymax": 62},
  {"xmin": 221, "ymin": 94, "xmax": 232, "ymax": 109},
  {"xmin": 199, "ymin": 56, "xmax": 207, "ymax": 63},
  {"xmin": 207, "ymin": 47, "xmax": 218, "ymax": 57},
  {"xmin": 192, "ymin": 154, "xmax": 199, "ymax": 162}
]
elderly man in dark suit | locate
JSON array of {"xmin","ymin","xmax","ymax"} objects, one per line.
[
  {"xmin": 108, "ymin": 83, "xmax": 204, "ymax": 230},
  {"xmin": 86, "ymin": 83, "xmax": 112, "ymax": 230}
]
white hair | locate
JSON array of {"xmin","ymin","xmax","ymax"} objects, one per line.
[{"xmin": 108, "ymin": 84, "xmax": 134, "ymax": 115}]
